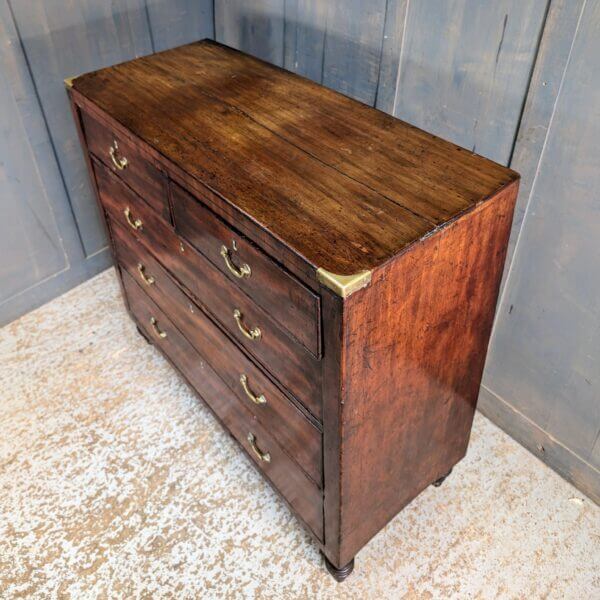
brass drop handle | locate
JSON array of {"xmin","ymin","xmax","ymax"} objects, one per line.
[
  {"xmin": 150, "ymin": 317, "xmax": 167, "ymax": 339},
  {"xmin": 137, "ymin": 263, "xmax": 155, "ymax": 286},
  {"xmin": 124, "ymin": 207, "xmax": 142, "ymax": 231},
  {"xmin": 109, "ymin": 140, "xmax": 128, "ymax": 170},
  {"xmin": 247, "ymin": 432, "xmax": 271, "ymax": 463},
  {"xmin": 233, "ymin": 309, "xmax": 261, "ymax": 341},
  {"xmin": 220, "ymin": 244, "xmax": 251, "ymax": 278},
  {"xmin": 240, "ymin": 374, "xmax": 266, "ymax": 405}
]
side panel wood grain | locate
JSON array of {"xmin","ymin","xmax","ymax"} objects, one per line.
[{"xmin": 337, "ymin": 182, "xmax": 518, "ymax": 564}]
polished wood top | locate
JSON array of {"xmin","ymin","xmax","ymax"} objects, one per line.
[{"xmin": 72, "ymin": 40, "xmax": 518, "ymax": 276}]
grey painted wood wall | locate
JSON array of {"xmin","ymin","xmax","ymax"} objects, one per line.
[
  {"xmin": 1, "ymin": 1, "xmax": 598, "ymax": 502},
  {"xmin": 0, "ymin": 0, "xmax": 213, "ymax": 325}
]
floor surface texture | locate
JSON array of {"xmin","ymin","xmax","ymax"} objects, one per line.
[{"xmin": 1, "ymin": 268, "xmax": 598, "ymax": 599}]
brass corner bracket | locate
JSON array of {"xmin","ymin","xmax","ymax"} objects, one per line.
[
  {"xmin": 64, "ymin": 75, "xmax": 78, "ymax": 89},
  {"xmin": 316, "ymin": 268, "xmax": 372, "ymax": 298}
]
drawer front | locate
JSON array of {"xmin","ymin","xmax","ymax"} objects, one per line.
[
  {"xmin": 123, "ymin": 270, "xmax": 324, "ymax": 541},
  {"xmin": 82, "ymin": 111, "xmax": 170, "ymax": 221},
  {"xmin": 112, "ymin": 218, "xmax": 322, "ymax": 484},
  {"xmin": 171, "ymin": 183, "xmax": 321, "ymax": 357},
  {"xmin": 95, "ymin": 159, "xmax": 322, "ymax": 419}
]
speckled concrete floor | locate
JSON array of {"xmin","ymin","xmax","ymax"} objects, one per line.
[{"xmin": 1, "ymin": 268, "xmax": 598, "ymax": 599}]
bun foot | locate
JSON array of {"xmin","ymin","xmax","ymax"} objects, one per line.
[
  {"xmin": 433, "ymin": 467, "xmax": 453, "ymax": 487},
  {"xmin": 322, "ymin": 554, "xmax": 355, "ymax": 582},
  {"xmin": 136, "ymin": 325, "xmax": 152, "ymax": 345}
]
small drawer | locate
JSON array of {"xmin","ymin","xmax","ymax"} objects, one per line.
[
  {"xmin": 94, "ymin": 159, "xmax": 322, "ymax": 419},
  {"xmin": 112, "ymin": 219, "xmax": 322, "ymax": 484},
  {"xmin": 82, "ymin": 111, "xmax": 170, "ymax": 221},
  {"xmin": 123, "ymin": 270, "xmax": 324, "ymax": 541},
  {"xmin": 171, "ymin": 183, "xmax": 321, "ymax": 357}
]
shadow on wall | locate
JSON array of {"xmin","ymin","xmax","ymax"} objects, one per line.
[
  {"xmin": 218, "ymin": 4, "xmax": 533, "ymax": 169},
  {"xmin": 219, "ymin": 4, "xmax": 387, "ymax": 107}
]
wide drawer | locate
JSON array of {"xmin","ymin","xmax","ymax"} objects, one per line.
[
  {"xmin": 171, "ymin": 183, "xmax": 321, "ymax": 357},
  {"xmin": 112, "ymin": 218, "xmax": 322, "ymax": 484},
  {"xmin": 94, "ymin": 159, "xmax": 323, "ymax": 419},
  {"xmin": 123, "ymin": 270, "xmax": 324, "ymax": 541},
  {"xmin": 82, "ymin": 111, "xmax": 170, "ymax": 221}
]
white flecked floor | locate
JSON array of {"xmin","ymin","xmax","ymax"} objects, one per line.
[{"xmin": 1, "ymin": 268, "xmax": 598, "ymax": 599}]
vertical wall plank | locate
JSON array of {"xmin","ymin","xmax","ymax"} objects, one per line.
[
  {"xmin": 0, "ymin": 6, "xmax": 66, "ymax": 303},
  {"xmin": 283, "ymin": 0, "xmax": 327, "ymax": 83},
  {"xmin": 215, "ymin": 0, "xmax": 285, "ymax": 66},
  {"xmin": 375, "ymin": 0, "xmax": 409, "ymax": 114},
  {"xmin": 146, "ymin": 0, "xmax": 214, "ymax": 52},
  {"xmin": 505, "ymin": 0, "xmax": 585, "ymax": 266},
  {"xmin": 0, "ymin": 0, "xmax": 112, "ymax": 325},
  {"xmin": 10, "ymin": 0, "xmax": 154, "ymax": 257},
  {"xmin": 482, "ymin": 0, "xmax": 600, "ymax": 494},
  {"xmin": 216, "ymin": 0, "xmax": 389, "ymax": 105},
  {"xmin": 393, "ymin": 0, "xmax": 548, "ymax": 165},
  {"xmin": 321, "ymin": 0, "xmax": 387, "ymax": 104}
]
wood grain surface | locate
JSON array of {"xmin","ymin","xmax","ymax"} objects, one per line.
[
  {"xmin": 71, "ymin": 40, "xmax": 518, "ymax": 276},
  {"xmin": 123, "ymin": 269, "xmax": 324, "ymax": 540},
  {"xmin": 70, "ymin": 41, "xmax": 522, "ymax": 575},
  {"xmin": 93, "ymin": 159, "xmax": 322, "ymax": 419},
  {"xmin": 171, "ymin": 183, "xmax": 321, "ymax": 356},
  {"xmin": 334, "ymin": 181, "xmax": 519, "ymax": 564},
  {"xmin": 112, "ymin": 218, "xmax": 323, "ymax": 485}
]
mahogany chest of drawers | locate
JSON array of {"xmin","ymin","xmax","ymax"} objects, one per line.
[{"xmin": 66, "ymin": 40, "xmax": 519, "ymax": 582}]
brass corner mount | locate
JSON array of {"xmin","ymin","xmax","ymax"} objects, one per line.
[
  {"xmin": 316, "ymin": 268, "xmax": 372, "ymax": 298},
  {"xmin": 64, "ymin": 75, "xmax": 77, "ymax": 89}
]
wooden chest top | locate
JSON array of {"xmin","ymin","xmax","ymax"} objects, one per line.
[{"xmin": 70, "ymin": 39, "xmax": 518, "ymax": 278}]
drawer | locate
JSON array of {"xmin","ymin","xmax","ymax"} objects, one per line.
[
  {"xmin": 112, "ymin": 218, "xmax": 322, "ymax": 484},
  {"xmin": 94, "ymin": 159, "xmax": 322, "ymax": 419},
  {"xmin": 123, "ymin": 270, "xmax": 324, "ymax": 541},
  {"xmin": 171, "ymin": 183, "xmax": 321, "ymax": 357},
  {"xmin": 82, "ymin": 111, "xmax": 170, "ymax": 221}
]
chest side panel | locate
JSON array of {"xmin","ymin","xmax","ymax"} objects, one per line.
[{"xmin": 336, "ymin": 181, "xmax": 519, "ymax": 564}]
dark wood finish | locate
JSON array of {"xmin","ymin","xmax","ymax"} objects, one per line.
[
  {"xmin": 135, "ymin": 324, "xmax": 152, "ymax": 345},
  {"xmin": 71, "ymin": 39, "xmax": 518, "ymax": 276},
  {"xmin": 172, "ymin": 183, "xmax": 321, "ymax": 356},
  {"xmin": 322, "ymin": 554, "xmax": 355, "ymax": 583},
  {"xmin": 432, "ymin": 469, "xmax": 453, "ymax": 488},
  {"xmin": 81, "ymin": 111, "xmax": 170, "ymax": 222},
  {"xmin": 93, "ymin": 159, "xmax": 322, "ymax": 418},
  {"xmin": 111, "ymin": 218, "xmax": 322, "ymax": 485},
  {"xmin": 331, "ymin": 182, "xmax": 518, "ymax": 566},
  {"xmin": 123, "ymin": 269, "xmax": 324, "ymax": 541},
  {"xmin": 68, "ymin": 42, "xmax": 520, "ymax": 581}
]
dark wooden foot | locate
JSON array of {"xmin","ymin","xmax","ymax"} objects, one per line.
[
  {"xmin": 322, "ymin": 554, "xmax": 355, "ymax": 582},
  {"xmin": 432, "ymin": 467, "xmax": 453, "ymax": 487},
  {"xmin": 136, "ymin": 325, "xmax": 152, "ymax": 345}
]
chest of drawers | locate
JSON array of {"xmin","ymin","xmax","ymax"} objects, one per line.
[{"xmin": 66, "ymin": 40, "xmax": 519, "ymax": 582}]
